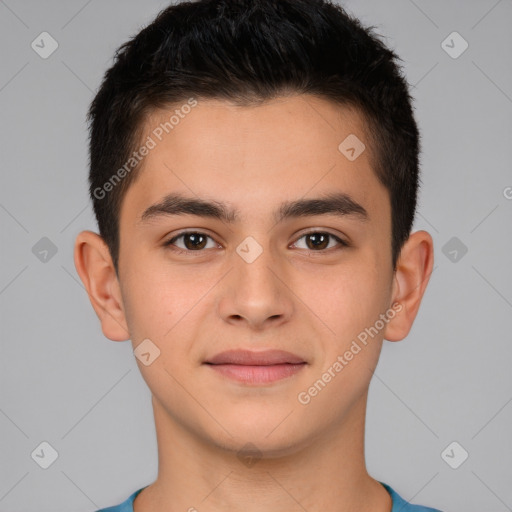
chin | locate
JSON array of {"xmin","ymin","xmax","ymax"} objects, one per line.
[
  {"xmin": 213, "ymin": 432, "xmax": 310, "ymax": 462},
  {"xmin": 201, "ymin": 411, "xmax": 316, "ymax": 459}
]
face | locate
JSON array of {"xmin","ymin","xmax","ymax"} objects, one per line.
[{"xmin": 114, "ymin": 95, "xmax": 398, "ymax": 454}]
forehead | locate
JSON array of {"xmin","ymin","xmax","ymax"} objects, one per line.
[
  {"xmin": 142, "ymin": 95, "xmax": 369, "ymax": 158},
  {"xmin": 120, "ymin": 95, "xmax": 388, "ymax": 226}
]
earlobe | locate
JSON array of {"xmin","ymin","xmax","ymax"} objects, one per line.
[
  {"xmin": 384, "ymin": 230, "xmax": 434, "ymax": 342},
  {"xmin": 73, "ymin": 230, "xmax": 130, "ymax": 341}
]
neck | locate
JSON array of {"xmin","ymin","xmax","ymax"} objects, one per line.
[{"xmin": 134, "ymin": 393, "xmax": 391, "ymax": 512}]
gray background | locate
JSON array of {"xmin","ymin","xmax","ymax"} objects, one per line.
[{"xmin": 0, "ymin": 0, "xmax": 511, "ymax": 511}]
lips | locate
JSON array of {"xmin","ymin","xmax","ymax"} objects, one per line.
[
  {"xmin": 204, "ymin": 349, "xmax": 307, "ymax": 384},
  {"xmin": 205, "ymin": 349, "xmax": 305, "ymax": 366}
]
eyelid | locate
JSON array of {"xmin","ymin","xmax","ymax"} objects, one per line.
[
  {"xmin": 164, "ymin": 229, "xmax": 348, "ymax": 254},
  {"xmin": 164, "ymin": 230, "xmax": 220, "ymax": 252},
  {"xmin": 290, "ymin": 229, "xmax": 349, "ymax": 249}
]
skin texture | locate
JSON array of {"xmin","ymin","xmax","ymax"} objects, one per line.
[{"xmin": 74, "ymin": 95, "xmax": 434, "ymax": 512}]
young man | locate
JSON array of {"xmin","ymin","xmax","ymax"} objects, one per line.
[{"xmin": 74, "ymin": 0, "xmax": 440, "ymax": 510}]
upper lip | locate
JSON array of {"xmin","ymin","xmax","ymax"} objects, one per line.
[{"xmin": 205, "ymin": 349, "xmax": 305, "ymax": 365}]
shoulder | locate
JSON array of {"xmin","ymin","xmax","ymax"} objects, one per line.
[
  {"xmin": 380, "ymin": 482, "xmax": 444, "ymax": 512},
  {"xmin": 95, "ymin": 487, "xmax": 147, "ymax": 512}
]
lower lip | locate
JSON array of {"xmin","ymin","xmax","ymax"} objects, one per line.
[{"xmin": 206, "ymin": 363, "xmax": 306, "ymax": 384}]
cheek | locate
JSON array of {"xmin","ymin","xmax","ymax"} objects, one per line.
[
  {"xmin": 121, "ymin": 259, "xmax": 217, "ymax": 349},
  {"xmin": 308, "ymin": 258, "xmax": 389, "ymax": 338},
  {"xmin": 120, "ymin": 264, "xmax": 177, "ymax": 342}
]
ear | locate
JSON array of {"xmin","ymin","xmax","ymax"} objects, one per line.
[
  {"xmin": 73, "ymin": 230, "xmax": 130, "ymax": 341},
  {"xmin": 384, "ymin": 230, "xmax": 434, "ymax": 342}
]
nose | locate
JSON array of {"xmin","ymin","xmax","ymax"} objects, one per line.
[{"xmin": 216, "ymin": 240, "xmax": 294, "ymax": 331}]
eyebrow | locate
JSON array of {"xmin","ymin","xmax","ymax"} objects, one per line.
[{"xmin": 138, "ymin": 191, "xmax": 369, "ymax": 225}]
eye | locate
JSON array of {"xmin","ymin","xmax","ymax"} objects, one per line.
[
  {"xmin": 164, "ymin": 231, "xmax": 218, "ymax": 252},
  {"xmin": 292, "ymin": 231, "xmax": 348, "ymax": 251},
  {"xmin": 163, "ymin": 230, "xmax": 348, "ymax": 255}
]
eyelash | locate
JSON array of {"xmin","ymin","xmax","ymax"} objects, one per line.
[{"xmin": 163, "ymin": 230, "xmax": 349, "ymax": 255}]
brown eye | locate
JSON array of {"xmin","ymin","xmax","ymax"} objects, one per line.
[
  {"xmin": 305, "ymin": 233, "xmax": 329, "ymax": 250},
  {"xmin": 293, "ymin": 231, "xmax": 347, "ymax": 251},
  {"xmin": 165, "ymin": 232, "xmax": 216, "ymax": 251},
  {"xmin": 182, "ymin": 233, "xmax": 207, "ymax": 250}
]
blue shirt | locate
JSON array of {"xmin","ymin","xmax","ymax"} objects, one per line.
[{"xmin": 96, "ymin": 482, "xmax": 443, "ymax": 511}]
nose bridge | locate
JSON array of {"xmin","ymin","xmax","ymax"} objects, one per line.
[
  {"xmin": 218, "ymin": 235, "xmax": 293, "ymax": 328},
  {"xmin": 240, "ymin": 245, "xmax": 276, "ymax": 288},
  {"xmin": 235, "ymin": 235, "xmax": 281, "ymax": 300}
]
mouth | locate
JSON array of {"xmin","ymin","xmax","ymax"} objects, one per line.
[{"xmin": 203, "ymin": 349, "xmax": 307, "ymax": 385}]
